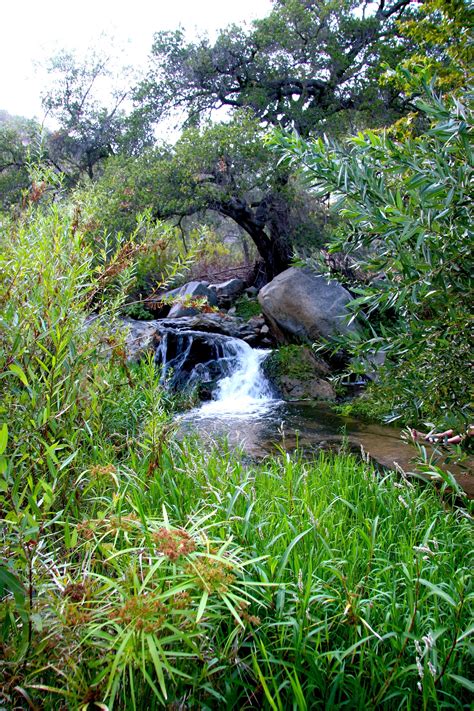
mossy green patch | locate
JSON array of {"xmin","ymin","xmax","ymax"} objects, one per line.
[
  {"xmin": 234, "ymin": 294, "xmax": 261, "ymax": 320},
  {"xmin": 264, "ymin": 344, "xmax": 317, "ymax": 381}
]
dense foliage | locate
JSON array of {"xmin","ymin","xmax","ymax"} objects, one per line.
[
  {"xmin": 396, "ymin": 0, "xmax": 473, "ymax": 92},
  {"xmin": 138, "ymin": 0, "xmax": 413, "ymax": 135},
  {"xmin": 272, "ymin": 79, "xmax": 473, "ymax": 426},
  {"xmin": 73, "ymin": 115, "xmax": 331, "ymax": 279},
  {"xmin": 0, "ymin": 112, "xmax": 43, "ymax": 209},
  {"xmin": 1, "ymin": 2, "xmax": 473, "ymax": 707}
]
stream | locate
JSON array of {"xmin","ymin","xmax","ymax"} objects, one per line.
[{"xmin": 155, "ymin": 327, "xmax": 473, "ymax": 496}]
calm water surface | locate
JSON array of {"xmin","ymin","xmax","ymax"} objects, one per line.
[{"xmin": 178, "ymin": 400, "xmax": 473, "ymax": 496}]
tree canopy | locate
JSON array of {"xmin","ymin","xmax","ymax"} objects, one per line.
[
  {"xmin": 77, "ymin": 114, "xmax": 329, "ymax": 279},
  {"xmin": 138, "ymin": 0, "xmax": 413, "ymax": 136},
  {"xmin": 116, "ymin": 0, "xmax": 421, "ymax": 279},
  {"xmin": 397, "ymin": 0, "xmax": 473, "ymax": 92},
  {"xmin": 41, "ymin": 49, "xmax": 151, "ymax": 181}
]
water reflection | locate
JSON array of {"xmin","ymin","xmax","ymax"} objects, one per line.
[
  {"xmin": 180, "ymin": 401, "xmax": 408, "ymax": 463},
  {"xmin": 178, "ymin": 401, "xmax": 473, "ymax": 497}
]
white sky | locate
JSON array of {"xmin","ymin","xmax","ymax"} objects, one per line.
[{"xmin": 1, "ymin": 0, "xmax": 272, "ymax": 122}]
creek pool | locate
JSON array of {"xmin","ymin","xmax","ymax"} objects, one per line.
[
  {"xmin": 164, "ymin": 331, "xmax": 472, "ymax": 497},
  {"xmin": 180, "ymin": 399, "xmax": 409, "ymax": 465}
]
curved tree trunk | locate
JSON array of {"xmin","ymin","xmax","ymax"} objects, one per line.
[{"xmin": 216, "ymin": 192, "xmax": 292, "ymax": 281}]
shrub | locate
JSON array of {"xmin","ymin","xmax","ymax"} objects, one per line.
[{"xmin": 271, "ymin": 77, "xmax": 473, "ymax": 427}]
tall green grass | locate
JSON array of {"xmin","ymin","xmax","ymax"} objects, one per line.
[
  {"xmin": 2, "ymin": 433, "xmax": 472, "ymax": 709},
  {"xmin": 1, "ymin": 182, "xmax": 473, "ymax": 709}
]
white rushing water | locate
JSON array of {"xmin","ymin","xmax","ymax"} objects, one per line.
[{"xmin": 195, "ymin": 340, "xmax": 275, "ymax": 418}]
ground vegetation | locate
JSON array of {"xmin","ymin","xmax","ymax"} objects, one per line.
[{"xmin": 1, "ymin": 191, "xmax": 471, "ymax": 705}]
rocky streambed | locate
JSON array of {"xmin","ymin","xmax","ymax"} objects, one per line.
[{"xmin": 114, "ymin": 267, "xmax": 472, "ymax": 498}]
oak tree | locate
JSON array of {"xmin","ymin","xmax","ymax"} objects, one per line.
[{"xmin": 138, "ymin": 0, "xmax": 413, "ymax": 137}]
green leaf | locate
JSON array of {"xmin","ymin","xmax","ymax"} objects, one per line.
[
  {"xmin": 146, "ymin": 635, "xmax": 168, "ymax": 699},
  {"xmin": 0, "ymin": 423, "xmax": 8, "ymax": 456},
  {"xmin": 276, "ymin": 528, "xmax": 312, "ymax": 579},
  {"xmin": 8, "ymin": 363, "xmax": 29, "ymax": 387},
  {"xmin": 0, "ymin": 566, "xmax": 28, "ymax": 622},
  {"xmin": 419, "ymin": 579, "xmax": 456, "ymax": 607},
  {"xmin": 196, "ymin": 590, "xmax": 209, "ymax": 623},
  {"xmin": 447, "ymin": 674, "xmax": 474, "ymax": 693}
]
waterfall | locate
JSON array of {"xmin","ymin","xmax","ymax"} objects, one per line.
[
  {"xmin": 197, "ymin": 341, "xmax": 274, "ymax": 417},
  {"xmin": 155, "ymin": 330, "xmax": 194, "ymax": 384},
  {"xmin": 155, "ymin": 327, "xmax": 275, "ymax": 417}
]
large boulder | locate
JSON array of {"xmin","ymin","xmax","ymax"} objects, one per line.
[
  {"xmin": 123, "ymin": 319, "xmax": 161, "ymax": 361},
  {"xmin": 263, "ymin": 344, "xmax": 335, "ymax": 401},
  {"xmin": 278, "ymin": 376, "xmax": 336, "ymax": 401},
  {"xmin": 258, "ymin": 267, "xmax": 358, "ymax": 343}
]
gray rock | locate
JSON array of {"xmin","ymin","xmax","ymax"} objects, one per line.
[
  {"xmin": 356, "ymin": 351, "xmax": 386, "ymax": 381},
  {"xmin": 162, "ymin": 281, "xmax": 218, "ymax": 318},
  {"xmin": 209, "ymin": 277, "xmax": 245, "ymax": 299},
  {"xmin": 123, "ymin": 319, "xmax": 161, "ymax": 361},
  {"xmin": 209, "ymin": 277, "xmax": 245, "ymax": 307},
  {"xmin": 119, "ymin": 313, "xmax": 269, "ymax": 361},
  {"xmin": 245, "ymin": 286, "xmax": 259, "ymax": 297},
  {"xmin": 159, "ymin": 313, "xmax": 255, "ymax": 340},
  {"xmin": 258, "ymin": 266, "xmax": 358, "ymax": 344},
  {"xmin": 247, "ymin": 315, "xmax": 265, "ymax": 329},
  {"xmin": 262, "ymin": 344, "xmax": 334, "ymax": 402}
]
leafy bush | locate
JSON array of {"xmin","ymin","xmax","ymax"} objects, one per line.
[
  {"xmin": 0, "ymin": 115, "xmax": 43, "ymax": 210},
  {"xmin": 0, "ymin": 177, "xmax": 99, "ymax": 492},
  {"xmin": 73, "ymin": 191, "xmax": 198, "ymax": 307},
  {"xmin": 0, "ymin": 167, "xmax": 183, "ymax": 494},
  {"xmin": 122, "ymin": 299, "xmax": 156, "ymax": 320},
  {"xmin": 272, "ymin": 78, "xmax": 473, "ymax": 427}
]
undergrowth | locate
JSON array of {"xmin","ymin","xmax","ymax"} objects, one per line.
[
  {"xmin": 2, "ymin": 434, "xmax": 473, "ymax": 709},
  {"xmin": 1, "ymin": 177, "xmax": 473, "ymax": 709},
  {"xmin": 335, "ymin": 383, "xmax": 400, "ymax": 424},
  {"xmin": 234, "ymin": 294, "xmax": 262, "ymax": 321}
]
